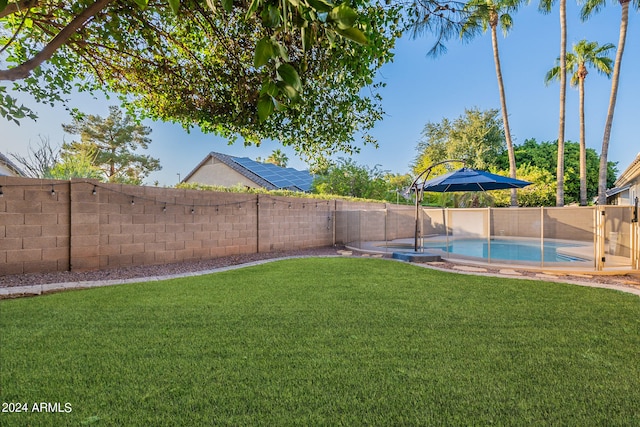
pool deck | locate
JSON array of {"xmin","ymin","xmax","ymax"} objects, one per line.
[{"xmin": 348, "ymin": 237, "xmax": 636, "ymax": 274}]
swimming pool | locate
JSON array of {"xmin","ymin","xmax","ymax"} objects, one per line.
[{"xmin": 382, "ymin": 237, "xmax": 593, "ymax": 264}]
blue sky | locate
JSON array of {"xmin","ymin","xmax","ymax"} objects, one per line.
[{"xmin": 2, "ymin": 2, "xmax": 638, "ymax": 186}]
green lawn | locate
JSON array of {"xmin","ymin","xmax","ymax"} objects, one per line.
[{"xmin": 1, "ymin": 258, "xmax": 639, "ymax": 426}]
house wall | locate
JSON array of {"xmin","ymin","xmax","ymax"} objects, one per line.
[
  {"xmin": 613, "ymin": 189, "xmax": 631, "ymax": 206},
  {"xmin": 0, "ymin": 153, "xmax": 23, "ymax": 177},
  {"xmin": 0, "ymin": 164, "xmax": 17, "ymax": 177},
  {"xmin": 612, "ymin": 154, "xmax": 640, "ymax": 205},
  {"xmin": 185, "ymin": 157, "xmax": 262, "ymax": 189},
  {"xmin": 623, "ymin": 180, "xmax": 638, "ymax": 206}
]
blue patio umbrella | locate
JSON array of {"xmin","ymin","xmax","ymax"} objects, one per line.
[
  {"xmin": 420, "ymin": 167, "xmax": 531, "ymax": 192},
  {"xmin": 404, "ymin": 163, "xmax": 532, "ymax": 253}
]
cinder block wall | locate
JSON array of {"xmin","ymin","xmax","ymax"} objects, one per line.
[
  {"xmin": 7, "ymin": 176, "xmax": 623, "ymax": 276},
  {"xmin": 386, "ymin": 206, "xmax": 415, "ymax": 241},
  {"xmin": 257, "ymin": 196, "xmax": 335, "ymax": 252},
  {"xmin": 333, "ymin": 204, "xmax": 452, "ymax": 245},
  {"xmin": 491, "ymin": 208, "xmax": 542, "ymax": 238},
  {"xmin": 0, "ymin": 177, "xmax": 339, "ymax": 275},
  {"xmin": 83, "ymin": 183, "xmax": 265, "ymax": 271},
  {"xmin": 490, "ymin": 207, "xmax": 596, "ymax": 241},
  {"xmin": 0, "ymin": 177, "xmax": 71, "ymax": 275},
  {"xmin": 334, "ymin": 200, "xmax": 385, "ymax": 244}
]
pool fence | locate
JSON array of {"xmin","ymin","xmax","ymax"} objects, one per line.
[{"xmin": 339, "ymin": 205, "xmax": 639, "ymax": 271}]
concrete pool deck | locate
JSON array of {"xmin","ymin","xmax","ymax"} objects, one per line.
[{"xmin": 348, "ymin": 236, "xmax": 636, "ymax": 272}]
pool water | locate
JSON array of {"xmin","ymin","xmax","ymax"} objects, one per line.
[{"xmin": 418, "ymin": 238, "xmax": 588, "ymax": 263}]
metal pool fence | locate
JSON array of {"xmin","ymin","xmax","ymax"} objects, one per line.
[{"xmin": 337, "ymin": 205, "xmax": 639, "ymax": 271}]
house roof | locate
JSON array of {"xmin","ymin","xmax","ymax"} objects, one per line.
[
  {"xmin": 614, "ymin": 152, "xmax": 640, "ymax": 187},
  {"xmin": 0, "ymin": 152, "xmax": 26, "ymax": 177},
  {"xmin": 605, "ymin": 185, "xmax": 631, "ymax": 198},
  {"xmin": 184, "ymin": 151, "xmax": 314, "ymax": 192}
]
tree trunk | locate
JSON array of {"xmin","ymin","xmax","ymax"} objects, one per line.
[
  {"xmin": 556, "ymin": 0, "xmax": 567, "ymax": 207},
  {"xmin": 598, "ymin": 0, "xmax": 630, "ymax": 205},
  {"xmin": 578, "ymin": 71, "xmax": 587, "ymax": 206},
  {"xmin": 491, "ymin": 23, "xmax": 517, "ymax": 207}
]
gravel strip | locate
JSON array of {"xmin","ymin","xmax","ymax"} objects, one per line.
[
  {"xmin": 1, "ymin": 246, "xmax": 638, "ymax": 296},
  {"xmin": 0, "ymin": 247, "xmax": 343, "ymax": 288}
]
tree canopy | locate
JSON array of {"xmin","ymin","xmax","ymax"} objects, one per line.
[
  {"xmin": 0, "ymin": 0, "xmax": 402, "ymax": 166},
  {"xmin": 265, "ymin": 149, "xmax": 288, "ymax": 167},
  {"xmin": 412, "ymin": 108, "xmax": 506, "ymax": 174},
  {"xmin": 61, "ymin": 106, "xmax": 161, "ymax": 184},
  {"xmin": 496, "ymin": 138, "xmax": 618, "ymax": 204},
  {"xmin": 312, "ymin": 157, "xmax": 389, "ymax": 199}
]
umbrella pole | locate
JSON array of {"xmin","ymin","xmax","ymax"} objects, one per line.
[
  {"xmin": 407, "ymin": 159, "xmax": 466, "ymax": 253},
  {"xmin": 414, "ymin": 185, "xmax": 420, "ymax": 252}
]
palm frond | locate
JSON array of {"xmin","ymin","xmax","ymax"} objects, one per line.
[
  {"xmin": 579, "ymin": 0, "xmax": 606, "ymax": 21},
  {"xmin": 538, "ymin": 0, "xmax": 556, "ymax": 14},
  {"xmin": 499, "ymin": 12, "xmax": 513, "ymax": 34},
  {"xmin": 408, "ymin": 0, "xmax": 467, "ymax": 56}
]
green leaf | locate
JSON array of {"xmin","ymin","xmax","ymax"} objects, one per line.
[
  {"xmin": 221, "ymin": 0, "xmax": 233, "ymax": 12},
  {"xmin": 325, "ymin": 29, "xmax": 336, "ymax": 46},
  {"xmin": 0, "ymin": 0, "xmax": 8, "ymax": 13},
  {"xmin": 273, "ymin": 98, "xmax": 286, "ymax": 111},
  {"xmin": 329, "ymin": 4, "xmax": 358, "ymax": 30},
  {"xmin": 133, "ymin": 0, "xmax": 149, "ymax": 9},
  {"xmin": 261, "ymin": 4, "xmax": 281, "ymax": 27},
  {"xmin": 254, "ymin": 37, "xmax": 275, "ymax": 68},
  {"xmin": 277, "ymin": 63, "xmax": 302, "ymax": 92},
  {"xmin": 301, "ymin": 27, "xmax": 314, "ymax": 51},
  {"xmin": 306, "ymin": 0, "xmax": 333, "ymax": 13},
  {"xmin": 245, "ymin": 0, "xmax": 261, "ymax": 19},
  {"xmin": 274, "ymin": 41, "xmax": 289, "ymax": 62},
  {"xmin": 260, "ymin": 80, "xmax": 278, "ymax": 97},
  {"xmin": 168, "ymin": 0, "xmax": 180, "ymax": 14},
  {"xmin": 257, "ymin": 94, "xmax": 275, "ymax": 122},
  {"xmin": 276, "ymin": 81, "xmax": 300, "ymax": 101},
  {"xmin": 335, "ymin": 26, "xmax": 368, "ymax": 45}
]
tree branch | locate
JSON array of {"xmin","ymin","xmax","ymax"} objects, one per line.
[
  {"xmin": 0, "ymin": 8, "xmax": 30, "ymax": 54},
  {"xmin": 0, "ymin": 0, "xmax": 116, "ymax": 81},
  {"xmin": 0, "ymin": 0, "xmax": 39, "ymax": 19}
]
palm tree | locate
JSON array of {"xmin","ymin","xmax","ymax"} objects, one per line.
[
  {"xmin": 265, "ymin": 149, "xmax": 289, "ymax": 167},
  {"xmin": 581, "ymin": 0, "xmax": 638, "ymax": 205},
  {"xmin": 539, "ymin": 0, "xmax": 568, "ymax": 206},
  {"xmin": 545, "ymin": 40, "xmax": 614, "ymax": 206},
  {"xmin": 460, "ymin": 0, "xmax": 523, "ymax": 207}
]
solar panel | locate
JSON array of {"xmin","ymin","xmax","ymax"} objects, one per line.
[{"xmin": 231, "ymin": 156, "xmax": 313, "ymax": 191}]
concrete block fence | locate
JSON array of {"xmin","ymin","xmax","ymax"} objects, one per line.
[
  {"xmin": 0, "ymin": 177, "xmax": 406, "ymax": 276},
  {"xmin": 3, "ymin": 176, "xmax": 636, "ymax": 275}
]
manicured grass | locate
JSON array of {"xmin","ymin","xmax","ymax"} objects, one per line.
[{"xmin": 1, "ymin": 258, "xmax": 639, "ymax": 426}]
